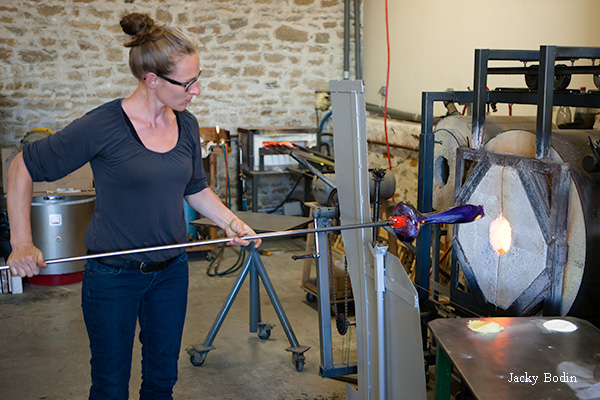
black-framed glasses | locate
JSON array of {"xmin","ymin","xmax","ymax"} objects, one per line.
[{"xmin": 156, "ymin": 69, "xmax": 202, "ymax": 92}]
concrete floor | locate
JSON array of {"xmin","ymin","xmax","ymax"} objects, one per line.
[{"xmin": 0, "ymin": 237, "xmax": 436, "ymax": 399}]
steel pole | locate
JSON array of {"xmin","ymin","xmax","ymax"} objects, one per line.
[{"xmin": 0, "ymin": 219, "xmax": 394, "ymax": 270}]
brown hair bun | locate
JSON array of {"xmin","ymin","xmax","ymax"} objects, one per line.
[
  {"xmin": 120, "ymin": 13, "xmax": 162, "ymax": 47},
  {"xmin": 120, "ymin": 12, "xmax": 196, "ymax": 79}
]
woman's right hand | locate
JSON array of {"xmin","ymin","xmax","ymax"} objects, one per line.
[
  {"xmin": 7, "ymin": 243, "xmax": 46, "ymax": 278},
  {"xmin": 6, "ymin": 152, "xmax": 44, "ymax": 278}
]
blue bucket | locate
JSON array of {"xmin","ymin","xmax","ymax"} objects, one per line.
[{"xmin": 183, "ymin": 200, "xmax": 198, "ymax": 238}]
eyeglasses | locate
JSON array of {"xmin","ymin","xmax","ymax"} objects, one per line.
[{"xmin": 155, "ymin": 69, "xmax": 202, "ymax": 92}]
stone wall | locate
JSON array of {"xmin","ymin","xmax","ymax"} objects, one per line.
[
  {"xmin": 1, "ymin": 0, "xmax": 358, "ymax": 211},
  {"xmin": 365, "ymin": 115, "xmax": 420, "ymax": 206},
  {"xmin": 316, "ymin": 111, "xmax": 420, "ymax": 208},
  {"xmin": 0, "ymin": 1, "xmax": 423, "ymax": 214},
  {"xmin": 0, "ymin": 0, "xmax": 349, "ymax": 140}
]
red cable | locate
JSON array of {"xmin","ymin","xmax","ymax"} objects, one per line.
[{"xmin": 383, "ymin": 0, "xmax": 392, "ymax": 172}]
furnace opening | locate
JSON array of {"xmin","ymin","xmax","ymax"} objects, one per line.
[
  {"xmin": 434, "ymin": 156, "xmax": 450, "ymax": 186},
  {"xmin": 489, "ymin": 213, "xmax": 512, "ymax": 255}
]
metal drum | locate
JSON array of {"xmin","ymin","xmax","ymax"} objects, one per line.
[
  {"xmin": 432, "ymin": 115, "xmax": 540, "ymax": 210},
  {"xmin": 30, "ymin": 194, "xmax": 95, "ymax": 285}
]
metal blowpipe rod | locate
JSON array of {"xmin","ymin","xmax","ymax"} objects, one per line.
[{"xmin": 0, "ymin": 219, "xmax": 398, "ymax": 271}]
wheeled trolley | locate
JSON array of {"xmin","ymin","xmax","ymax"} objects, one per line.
[{"xmin": 186, "ymin": 246, "xmax": 310, "ymax": 372}]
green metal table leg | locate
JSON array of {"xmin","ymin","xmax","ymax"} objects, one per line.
[{"xmin": 434, "ymin": 343, "xmax": 452, "ymax": 400}]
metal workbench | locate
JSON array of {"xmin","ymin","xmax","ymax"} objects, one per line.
[{"xmin": 429, "ymin": 316, "xmax": 600, "ymax": 399}]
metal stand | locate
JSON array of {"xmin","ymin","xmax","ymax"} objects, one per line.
[
  {"xmin": 187, "ymin": 246, "xmax": 310, "ymax": 372},
  {"xmin": 312, "ymin": 208, "xmax": 358, "ymax": 378},
  {"xmin": 330, "ymin": 79, "xmax": 428, "ymax": 400}
]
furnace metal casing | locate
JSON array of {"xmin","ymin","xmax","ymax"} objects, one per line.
[
  {"xmin": 452, "ymin": 146, "xmax": 570, "ymax": 316},
  {"xmin": 238, "ymin": 127, "xmax": 317, "ymax": 171},
  {"xmin": 432, "ymin": 118, "xmax": 600, "ymax": 321},
  {"xmin": 417, "ymin": 46, "xmax": 600, "ymax": 325}
]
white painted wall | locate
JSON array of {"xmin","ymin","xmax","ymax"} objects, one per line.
[{"xmin": 363, "ymin": 0, "xmax": 600, "ymax": 116}]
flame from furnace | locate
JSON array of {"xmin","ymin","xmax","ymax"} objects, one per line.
[
  {"xmin": 262, "ymin": 141, "xmax": 295, "ymax": 149},
  {"xmin": 489, "ymin": 213, "xmax": 512, "ymax": 255}
]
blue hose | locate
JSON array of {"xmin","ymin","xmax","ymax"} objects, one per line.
[{"xmin": 319, "ymin": 111, "xmax": 332, "ymax": 133}]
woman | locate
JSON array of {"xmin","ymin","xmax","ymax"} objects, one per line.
[{"xmin": 6, "ymin": 12, "xmax": 259, "ymax": 400}]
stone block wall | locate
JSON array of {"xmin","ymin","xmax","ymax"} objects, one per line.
[
  {"xmin": 0, "ymin": 0, "xmax": 359, "ymax": 211},
  {"xmin": 1, "ymin": 0, "xmax": 349, "ymax": 142},
  {"xmin": 0, "ymin": 0, "xmax": 421, "ymax": 213},
  {"xmin": 365, "ymin": 116, "xmax": 420, "ymax": 205}
]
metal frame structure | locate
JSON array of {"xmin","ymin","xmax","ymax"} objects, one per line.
[
  {"xmin": 330, "ymin": 80, "xmax": 427, "ymax": 400},
  {"xmin": 237, "ymin": 127, "xmax": 317, "ymax": 212},
  {"xmin": 416, "ymin": 46, "xmax": 600, "ymax": 314},
  {"xmin": 452, "ymin": 148, "xmax": 570, "ymax": 316},
  {"xmin": 329, "ymin": 80, "xmax": 373, "ymax": 399},
  {"xmin": 312, "ymin": 207, "xmax": 358, "ymax": 378},
  {"xmin": 187, "ymin": 246, "xmax": 310, "ymax": 372}
]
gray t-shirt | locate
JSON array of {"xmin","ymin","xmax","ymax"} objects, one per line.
[{"xmin": 23, "ymin": 99, "xmax": 208, "ymax": 262}]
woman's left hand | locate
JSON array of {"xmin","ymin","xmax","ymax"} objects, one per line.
[{"xmin": 224, "ymin": 218, "xmax": 261, "ymax": 248}]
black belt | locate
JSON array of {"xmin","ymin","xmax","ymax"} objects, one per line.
[{"xmin": 94, "ymin": 255, "xmax": 179, "ymax": 274}]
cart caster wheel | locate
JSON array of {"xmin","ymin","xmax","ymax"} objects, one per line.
[
  {"xmin": 306, "ymin": 292, "xmax": 317, "ymax": 303},
  {"xmin": 292, "ymin": 353, "xmax": 305, "ymax": 372},
  {"xmin": 189, "ymin": 351, "xmax": 207, "ymax": 366},
  {"xmin": 257, "ymin": 326, "xmax": 272, "ymax": 340}
]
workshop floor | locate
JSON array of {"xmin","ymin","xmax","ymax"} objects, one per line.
[{"xmin": 0, "ymin": 237, "xmax": 437, "ymax": 399}]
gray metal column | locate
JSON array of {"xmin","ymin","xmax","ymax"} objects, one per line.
[
  {"xmin": 249, "ymin": 259, "xmax": 260, "ymax": 332},
  {"xmin": 330, "ymin": 80, "xmax": 372, "ymax": 400},
  {"xmin": 536, "ymin": 45, "xmax": 556, "ymax": 160},
  {"xmin": 472, "ymin": 48, "xmax": 489, "ymax": 150},
  {"xmin": 330, "ymin": 79, "xmax": 427, "ymax": 400},
  {"xmin": 415, "ymin": 92, "xmax": 436, "ymax": 304}
]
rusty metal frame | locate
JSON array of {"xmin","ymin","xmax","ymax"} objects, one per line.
[
  {"xmin": 450, "ymin": 148, "xmax": 570, "ymax": 316},
  {"xmin": 418, "ymin": 46, "xmax": 600, "ymax": 317}
]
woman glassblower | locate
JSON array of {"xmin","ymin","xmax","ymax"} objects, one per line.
[{"xmin": 6, "ymin": 12, "xmax": 260, "ymax": 399}]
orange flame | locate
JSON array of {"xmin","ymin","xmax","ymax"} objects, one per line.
[
  {"xmin": 489, "ymin": 213, "xmax": 512, "ymax": 255},
  {"xmin": 262, "ymin": 141, "xmax": 295, "ymax": 149}
]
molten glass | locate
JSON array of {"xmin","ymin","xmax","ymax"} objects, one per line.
[
  {"xmin": 391, "ymin": 202, "xmax": 485, "ymax": 242},
  {"xmin": 489, "ymin": 213, "xmax": 512, "ymax": 255}
]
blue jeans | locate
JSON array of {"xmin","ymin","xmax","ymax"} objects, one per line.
[{"xmin": 82, "ymin": 252, "xmax": 189, "ymax": 400}]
